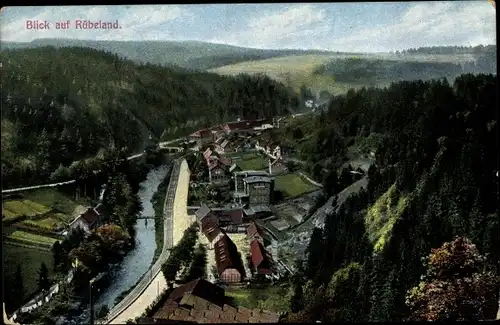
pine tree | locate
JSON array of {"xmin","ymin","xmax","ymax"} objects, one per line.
[
  {"xmin": 38, "ymin": 262, "xmax": 50, "ymax": 292},
  {"xmin": 12, "ymin": 264, "xmax": 24, "ymax": 308}
]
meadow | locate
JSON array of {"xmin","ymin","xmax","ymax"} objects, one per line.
[
  {"xmin": 3, "ymin": 243, "xmax": 55, "ymax": 301},
  {"xmin": 274, "ymin": 172, "xmax": 319, "ymax": 198},
  {"xmin": 210, "ymin": 52, "xmax": 480, "ymax": 96}
]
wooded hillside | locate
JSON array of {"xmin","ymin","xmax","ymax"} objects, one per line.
[
  {"xmin": 0, "ymin": 46, "xmax": 298, "ymax": 187},
  {"xmin": 284, "ymin": 73, "xmax": 499, "ymax": 321}
]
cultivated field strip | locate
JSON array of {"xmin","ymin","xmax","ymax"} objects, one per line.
[{"xmin": 103, "ymin": 159, "xmax": 182, "ymax": 324}]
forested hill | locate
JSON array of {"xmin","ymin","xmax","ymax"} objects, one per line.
[
  {"xmin": 283, "ymin": 74, "xmax": 499, "ymax": 322},
  {"xmin": 0, "ymin": 46, "xmax": 298, "ymax": 188},
  {"xmin": 0, "ymin": 39, "xmax": 333, "ymax": 70}
]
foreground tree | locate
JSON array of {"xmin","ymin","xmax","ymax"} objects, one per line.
[
  {"xmin": 406, "ymin": 236, "xmax": 500, "ymax": 321},
  {"xmin": 37, "ymin": 262, "xmax": 50, "ymax": 292}
]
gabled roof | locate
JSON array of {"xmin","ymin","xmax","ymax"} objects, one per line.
[
  {"xmin": 250, "ymin": 239, "xmax": 273, "ymax": 270},
  {"xmin": 234, "ymin": 170, "xmax": 269, "ymax": 177},
  {"xmin": 80, "ymin": 207, "xmax": 99, "ymax": 226},
  {"xmin": 201, "ymin": 218, "xmax": 221, "ymax": 242},
  {"xmin": 208, "ymin": 159, "xmax": 226, "ymax": 171},
  {"xmin": 167, "ymin": 278, "xmax": 226, "ymax": 307},
  {"xmin": 212, "ymin": 209, "xmax": 243, "ymax": 225},
  {"xmin": 247, "ymin": 221, "xmax": 261, "ymax": 238},
  {"xmin": 203, "ymin": 148, "xmax": 213, "ymax": 160},
  {"xmin": 190, "ymin": 129, "xmax": 211, "ymax": 138},
  {"xmin": 244, "ymin": 176, "xmax": 273, "ymax": 184},
  {"xmin": 220, "ymin": 139, "xmax": 230, "ymax": 149},
  {"xmin": 214, "ymin": 137, "xmax": 225, "ymax": 145},
  {"xmin": 195, "ymin": 204, "xmax": 211, "ymax": 221},
  {"xmin": 214, "ymin": 235, "xmax": 245, "ymax": 276}
]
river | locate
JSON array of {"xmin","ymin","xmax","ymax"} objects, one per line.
[{"xmin": 64, "ymin": 164, "xmax": 170, "ymax": 325}]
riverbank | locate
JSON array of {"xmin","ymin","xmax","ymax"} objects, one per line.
[{"xmin": 111, "ymin": 165, "xmax": 173, "ymax": 307}]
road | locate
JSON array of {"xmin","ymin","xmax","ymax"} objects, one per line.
[
  {"xmin": 1, "ymin": 138, "xmax": 184, "ymax": 194},
  {"xmin": 102, "ymin": 159, "xmax": 182, "ymax": 324}
]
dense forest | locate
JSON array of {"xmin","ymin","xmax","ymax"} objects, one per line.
[
  {"xmin": 283, "ymin": 73, "xmax": 499, "ymax": 321},
  {"xmin": 0, "ymin": 46, "xmax": 298, "ymax": 188},
  {"xmin": 0, "ymin": 39, "xmax": 333, "ymax": 71},
  {"xmin": 313, "ymin": 47, "xmax": 496, "ymax": 85},
  {"xmin": 396, "ymin": 44, "xmax": 496, "ymax": 55}
]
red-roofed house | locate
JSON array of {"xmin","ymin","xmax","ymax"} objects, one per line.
[
  {"xmin": 214, "ymin": 235, "xmax": 246, "ymax": 283},
  {"xmin": 246, "ymin": 221, "xmax": 263, "ymax": 244},
  {"xmin": 208, "ymin": 158, "xmax": 229, "ymax": 184},
  {"xmin": 189, "ymin": 128, "xmax": 213, "ymax": 147},
  {"xmin": 151, "ymin": 278, "xmax": 280, "ymax": 323},
  {"xmin": 68, "ymin": 207, "xmax": 102, "ymax": 234},
  {"xmin": 250, "ymin": 239, "xmax": 274, "ymax": 275}
]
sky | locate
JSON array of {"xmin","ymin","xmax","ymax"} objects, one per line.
[{"xmin": 0, "ymin": 2, "xmax": 496, "ymax": 52}]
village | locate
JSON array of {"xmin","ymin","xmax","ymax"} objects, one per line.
[{"xmin": 182, "ymin": 116, "xmax": 323, "ymax": 286}]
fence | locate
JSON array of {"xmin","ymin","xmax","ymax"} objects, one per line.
[{"xmin": 9, "ymin": 269, "xmax": 75, "ymax": 322}]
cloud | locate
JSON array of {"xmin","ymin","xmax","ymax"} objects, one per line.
[
  {"xmin": 210, "ymin": 4, "xmax": 329, "ymax": 48},
  {"xmin": 0, "ymin": 5, "xmax": 185, "ymax": 42},
  {"xmin": 327, "ymin": 2, "xmax": 496, "ymax": 52}
]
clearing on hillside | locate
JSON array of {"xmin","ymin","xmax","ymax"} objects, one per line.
[{"xmin": 274, "ymin": 172, "xmax": 319, "ymax": 198}]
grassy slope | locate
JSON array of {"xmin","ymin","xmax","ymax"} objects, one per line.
[
  {"xmin": 365, "ymin": 183, "xmax": 410, "ymax": 253},
  {"xmin": 210, "ymin": 52, "xmax": 483, "ymax": 95}
]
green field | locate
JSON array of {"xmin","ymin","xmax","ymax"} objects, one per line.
[
  {"xmin": 22, "ymin": 212, "xmax": 69, "ymax": 231},
  {"xmin": 23, "ymin": 188, "xmax": 85, "ymax": 215},
  {"xmin": 225, "ymin": 285, "xmax": 292, "ymax": 312},
  {"xmin": 234, "ymin": 152, "xmax": 268, "ymax": 171},
  {"xmin": 211, "ymin": 54, "xmax": 348, "ymax": 95},
  {"xmin": 3, "ymin": 243, "xmax": 55, "ymax": 301},
  {"xmin": 274, "ymin": 173, "xmax": 319, "ymax": 198},
  {"xmin": 7, "ymin": 230, "xmax": 59, "ymax": 247},
  {"xmin": 2, "ymin": 199, "xmax": 52, "ymax": 223}
]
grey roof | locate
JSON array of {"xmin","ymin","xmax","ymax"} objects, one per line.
[
  {"xmin": 233, "ymin": 192, "xmax": 249, "ymax": 198},
  {"xmin": 195, "ymin": 204, "xmax": 211, "ymax": 220},
  {"xmin": 244, "ymin": 176, "xmax": 274, "ymax": 184},
  {"xmin": 234, "ymin": 170, "xmax": 269, "ymax": 177},
  {"xmin": 250, "ymin": 205, "xmax": 272, "ymax": 213}
]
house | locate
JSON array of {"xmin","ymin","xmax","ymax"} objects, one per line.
[
  {"xmin": 68, "ymin": 207, "xmax": 102, "ymax": 234},
  {"xmin": 246, "ymin": 221, "xmax": 264, "ymax": 244},
  {"xmin": 233, "ymin": 171, "xmax": 274, "ymax": 207},
  {"xmin": 214, "ymin": 235, "xmax": 246, "ymax": 283},
  {"xmin": 210, "ymin": 125, "xmax": 226, "ymax": 141},
  {"xmin": 208, "ymin": 158, "xmax": 229, "ymax": 184},
  {"xmin": 250, "ymin": 239, "xmax": 274, "ymax": 275},
  {"xmin": 244, "ymin": 176, "xmax": 274, "ymax": 207},
  {"xmin": 233, "ymin": 171, "xmax": 269, "ymax": 194},
  {"xmin": 201, "ymin": 219, "xmax": 224, "ymax": 249},
  {"xmin": 203, "ymin": 148, "xmax": 213, "ymax": 161},
  {"xmin": 215, "ymin": 139, "xmax": 234, "ymax": 154},
  {"xmin": 152, "ymin": 278, "xmax": 280, "ymax": 323},
  {"xmin": 243, "ymin": 205, "xmax": 273, "ymax": 219},
  {"xmin": 189, "ymin": 129, "xmax": 213, "ymax": 147},
  {"xmin": 195, "ymin": 204, "xmax": 245, "ymax": 230},
  {"xmin": 211, "ymin": 208, "xmax": 244, "ymax": 227}
]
